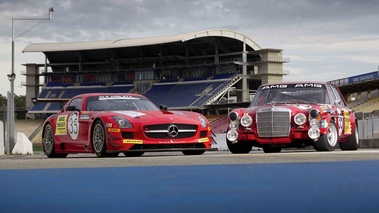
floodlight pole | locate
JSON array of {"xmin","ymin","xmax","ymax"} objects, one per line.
[{"xmin": 6, "ymin": 7, "xmax": 54, "ymax": 155}]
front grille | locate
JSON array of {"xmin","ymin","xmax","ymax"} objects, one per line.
[
  {"xmin": 130, "ymin": 143, "xmax": 206, "ymax": 150},
  {"xmin": 256, "ymin": 107, "xmax": 291, "ymax": 137},
  {"xmin": 144, "ymin": 124, "xmax": 197, "ymax": 139}
]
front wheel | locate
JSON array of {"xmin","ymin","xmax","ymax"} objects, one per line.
[
  {"xmin": 340, "ymin": 123, "xmax": 359, "ymax": 150},
  {"xmin": 227, "ymin": 139, "xmax": 253, "ymax": 154},
  {"xmin": 314, "ymin": 120, "xmax": 338, "ymax": 151},
  {"xmin": 92, "ymin": 120, "xmax": 107, "ymax": 157},
  {"xmin": 42, "ymin": 124, "xmax": 67, "ymax": 158}
]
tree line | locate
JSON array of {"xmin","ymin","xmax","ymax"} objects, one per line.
[{"xmin": 0, "ymin": 94, "xmax": 26, "ymax": 108}]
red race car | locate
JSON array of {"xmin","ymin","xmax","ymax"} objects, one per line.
[
  {"xmin": 42, "ymin": 93, "xmax": 214, "ymax": 157},
  {"xmin": 226, "ymin": 82, "xmax": 359, "ymax": 153}
]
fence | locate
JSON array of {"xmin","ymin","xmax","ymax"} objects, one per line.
[{"xmin": 356, "ymin": 110, "xmax": 379, "ymax": 139}]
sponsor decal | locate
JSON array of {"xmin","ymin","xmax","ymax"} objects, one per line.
[
  {"xmin": 105, "ymin": 123, "xmax": 112, "ymax": 127},
  {"xmin": 158, "ymin": 140, "xmax": 186, "ymax": 143},
  {"xmin": 113, "ymin": 111, "xmax": 146, "ymax": 118},
  {"xmin": 321, "ymin": 120, "xmax": 328, "ymax": 128},
  {"xmin": 262, "ymin": 85, "xmax": 288, "ymax": 90},
  {"xmin": 68, "ymin": 112, "xmax": 79, "ymax": 140},
  {"xmin": 294, "ymin": 83, "xmax": 322, "ymax": 88},
  {"xmin": 261, "ymin": 84, "xmax": 324, "ymax": 90},
  {"xmin": 108, "ymin": 128, "xmax": 120, "ymax": 132},
  {"xmin": 80, "ymin": 114, "xmax": 90, "ymax": 120},
  {"xmin": 123, "ymin": 139, "xmax": 143, "ymax": 144},
  {"xmin": 297, "ymin": 104, "xmax": 311, "ymax": 110},
  {"xmin": 320, "ymin": 106, "xmax": 329, "ymax": 113},
  {"xmin": 99, "ymin": 95, "xmax": 140, "ymax": 100},
  {"xmin": 198, "ymin": 138, "xmax": 209, "ymax": 143},
  {"xmin": 56, "ymin": 115, "xmax": 68, "ymax": 135},
  {"xmin": 343, "ymin": 111, "xmax": 352, "ymax": 134}
]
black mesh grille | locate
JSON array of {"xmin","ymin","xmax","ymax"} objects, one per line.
[
  {"xmin": 130, "ymin": 143, "xmax": 206, "ymax": 150},
  {"xmin": 145, "ymin": 132, "xmax": 196, "ymax": 139},
  {"xmin": 200, "ymin": 131, "xmax": 207, "ymax": 138},
  {"xmin": 121, "ymin": 132, "xmax": 134, "ymax": 139},
  {"xmin": 144, "ymin": 124, "xmax": 197, "ymax": 139}
]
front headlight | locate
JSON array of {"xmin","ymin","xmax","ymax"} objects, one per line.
[
  {"xmin": 294, "ymin": 113, "xmax": 306, "ymax": 125},
  {"xmin": 308, "ymin": 127, "xmax": 320, "ymax": 140},
  {"xmin": 226, "ymin": 130, "xmax": 238, "ymax": 142},
  {"xmin": 112, "ymin": 116, "xmax": 133, "ymax": 128},
  {"xmin": 229, "ymin": 121, "xmax": 238, "ymax": 130},
  {"xmin": 229, "ymin": 111, "xmax": 239, "ymax": 121},
  {"xmin": 309, "ymin": 118, "xmax": 320, "ymax": 128},
  {"xmin": 241, "ymin": 114, "xmax": 253, "ymax": 127},
  {"xmin": 198, "ymin": 115, "xmax": 208, "ymax": 128}
]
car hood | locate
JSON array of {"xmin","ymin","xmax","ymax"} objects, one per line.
[
  {"xmin": 234, "ymin": 103, "xmax": 333, "ymax": 115},
  {"xmin": 110, "ymin": 110, "xmax": 200, "ymax": 124}
]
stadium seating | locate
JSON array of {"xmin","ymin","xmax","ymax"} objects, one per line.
[
  {"xmin": 352, "ymin": 96, "xmax": 379, "ymax": 113},
  {"xmin": 29, "ymin": 70, "xmax": 238, "ymax": 113}
]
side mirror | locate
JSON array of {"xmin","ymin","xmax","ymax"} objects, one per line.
[
  {"xmin": 334, "ymin": 100, "xmax": 342, "ymax": 106},
  {"xmin": 66, "ymin": 105, "xmax": 79, "ymax": 111},
  {"xmin": 160, "ymin": 105, "xmax": 168, "ymax": 111}
]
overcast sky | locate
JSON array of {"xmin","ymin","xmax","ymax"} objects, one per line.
[{"xmin": 0, "ymin": 0, "xmax": 378, "ymax": 96}]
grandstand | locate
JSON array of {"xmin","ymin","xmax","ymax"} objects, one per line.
[
  {"xmin": 329, "ymin": 70, "xmax": 379, "ymax": 113},
  {"xmin": 21, "ymin": 29, "xmax": 289, "ymax": 118}
]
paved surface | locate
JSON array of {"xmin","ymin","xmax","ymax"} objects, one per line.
[
  {"xmin": 1, "ymin": 150, "xmax": 379, "ymax": 212},
  {"xmin": 2, "ymin": 149, "xmax": 379, "ymax": 169}
]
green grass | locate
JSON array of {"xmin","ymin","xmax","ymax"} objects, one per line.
[{"xmin": 33, "ymin": 144, "xmax": 42, "ymax": 152}]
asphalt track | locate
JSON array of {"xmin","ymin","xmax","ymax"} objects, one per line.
[{"xmin": 1, "ymin": 150, "xmax": 379, "ymax": 213}]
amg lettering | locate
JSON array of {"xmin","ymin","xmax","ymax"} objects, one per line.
[
  {"xmin": 262, "ymin": 85, "xmax": 287, "ymax": 90},
  {"xmin": 294, "ymin": 84, "xmax": 322, "ymax": 88}
]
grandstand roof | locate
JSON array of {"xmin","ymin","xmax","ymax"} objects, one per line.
[{"xmin": 23, "ymin": 29, "xmax": 261, "ymax": 52}]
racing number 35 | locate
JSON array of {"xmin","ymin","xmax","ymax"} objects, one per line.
[{"xmin": 68, "ymin": 112, "xmax": 79, "ymax": 140}]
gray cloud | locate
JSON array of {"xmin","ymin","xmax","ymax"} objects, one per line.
[{"xmin": 0, "ymin": 0, "xmax": 378, "ymax": 95}]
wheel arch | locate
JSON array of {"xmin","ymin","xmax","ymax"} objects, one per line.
[
  {"xmin": 41, "ymin": 121, "xmax": 53, "ymax": 141},
  {"xmin": 90, "ymin": 117, "xmax": 106, "ymax": 151}
]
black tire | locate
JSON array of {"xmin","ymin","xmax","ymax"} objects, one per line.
[
  {"xmin": 226, "ymin": 139, "xmax": 253, "ymax": 154},
  {"xmin": 92, "ymin": 120, "xmax": 107, "ymax": 157},
  {"xmin": 262, "ymin": 146, "xmax": 282, "ymax": 153},
  {"xmin": 123, "ymin": 151, "xmax": 145, "ymax": 157},
  {"xmin": 182, "ymin": 150, "xmax": 205, "ymax": 155},
  {"xmin": 42, "ymin": 124, "xmax": 67, "ymax": 158},
  {"xmin": 313, "ymin": 120, "xmax": 338, "ymax": 151},
  {"xmin": 340, "ymin": 123, "xmax": 359, "ymax": 150}
]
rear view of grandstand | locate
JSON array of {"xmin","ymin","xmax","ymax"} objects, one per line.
[{"xmin": 22, "ymin": 29, "xmax": 289, "ymax": 118}]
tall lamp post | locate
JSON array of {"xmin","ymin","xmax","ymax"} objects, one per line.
[{"xmin": 6, "ymin": 7, "xmax": 54, "ymax": 155}]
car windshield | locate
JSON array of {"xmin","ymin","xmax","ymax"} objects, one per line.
[
  {"xmin": 250, "ymin": 83, "xmax": 330, "ymax": 106},
  {"xmin": 86, "ymin": 95, "xmax": 159, "ymax": 111}
]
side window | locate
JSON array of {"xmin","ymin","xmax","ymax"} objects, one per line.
[
  {"xmin": 69, "ymin": 98, "xmax": 83, "ymax": 110},
  {"xmin": 329, "ymin": 85, "xmax": 345, "ymax": 106}
]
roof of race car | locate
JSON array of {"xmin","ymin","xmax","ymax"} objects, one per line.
[{"xmin": 71, "ymin": 93, "xmax": 144, "ymax": 99}]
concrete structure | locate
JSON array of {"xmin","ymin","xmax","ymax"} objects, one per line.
[
  {"xmin": 21, "ymin": 29, "xmax": 289, "ymax": 117},
  {"xmin": 12, "ymin": 132, "xmax": 33, "ymax": 155}
]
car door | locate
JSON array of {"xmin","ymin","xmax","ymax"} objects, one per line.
[
  {"xmin": 328, "ymin": 85, "xmax": 353, "ymax": 138},
  {"xmin": 56, "ymin": 97, "xmax": 88, "ymax": 151}
]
